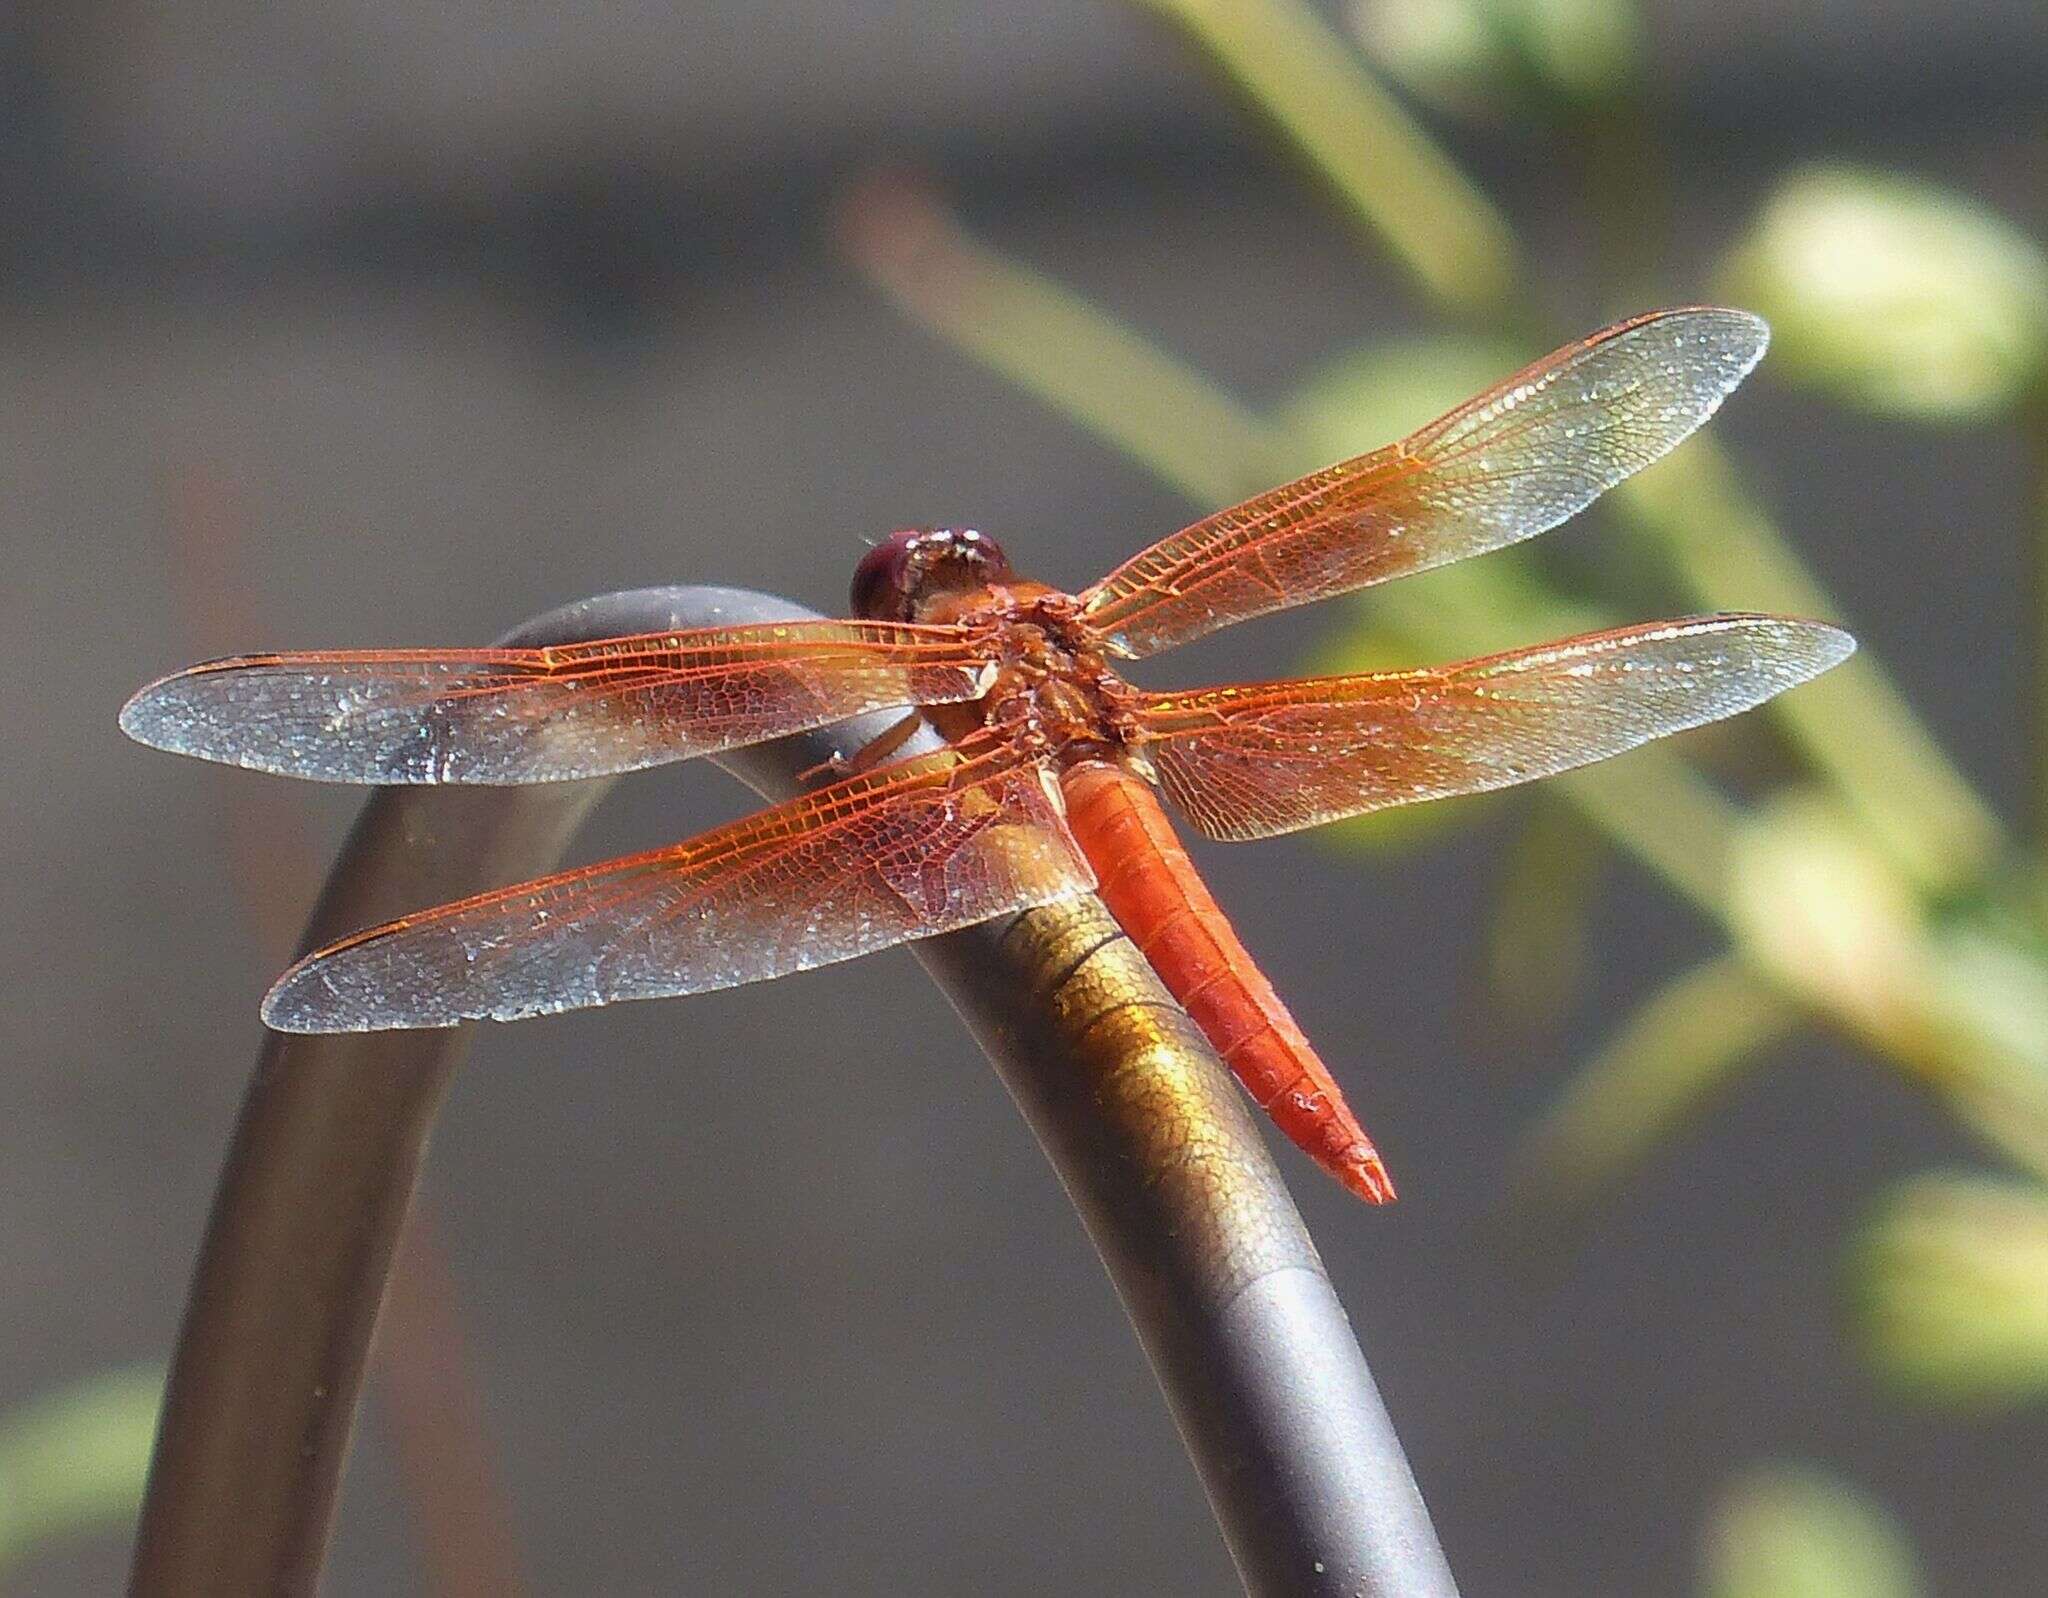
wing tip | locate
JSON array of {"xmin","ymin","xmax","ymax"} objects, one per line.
[
  {"xmin": 118, "ymin": 672, "xmax": 197, "ymax": 752},
  {"xmin": 1638, "ymin": 305, "xmax": 1772, "ymax": 392},
  {"xmin": 1795, "ymin": 617, "xmax": 1857, "ymax": 674},
  {"xmin": 1713, "ymin": 611, "xmax": 1857, "ymax": 678},
  {"xmin": 119, "ymin": 659, "xmax": 271, "ymax": 759},
  {"xmin": 1642, "ymin": 302, "xmax": 1769, "ymax": 345},
  {"xmin": 261, "ymin": 958, "xmax": 347, "ymax": 1033},
  {"xmin": 116, "ymin": 685, "xmax": 159, "ymax": 746},
  {"xmin": 118, "ymin": 676, "xmax": 306, "ymax": 777},
  {"xmin": 1591, "ymin": 306, "xmax": 1770, "ymax": 400},
  {"xmin": 260, "ymin": 956, "xmax": 468, "ymax": 1034}
]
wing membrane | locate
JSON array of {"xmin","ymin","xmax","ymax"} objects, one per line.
[
  {"xmin": 261, "ymin": 737, "xmax": 1093, "ymax": 1031},
  {"xmin": 1080, "ymin": 308, "xmax": 1770, "ymax": 656},
  {"xmin": 1137, "ymin": 616, "xmax": 1853, "ymax": 841},
  {"xmin": 120, "ymin": 621, "xmax": 996, "ymax": 783}
]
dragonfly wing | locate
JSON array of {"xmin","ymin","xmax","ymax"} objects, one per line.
[
  {"xmin": 261, "ymin": 739, "xmax": 1093, "ymax": 1031},
  {"xmin": 1135, "ymin": 616, "xmax": 1854, "ymax": 841},
  {"xmin": 1079, "ymin": 308, "xmax": 1769, "ymax": 657},
  {"xmin": 121, "ymin": 621, "xmax": 997, "ymax": 784}
]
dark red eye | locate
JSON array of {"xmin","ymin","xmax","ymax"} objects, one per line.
[
  {"xmin": 850, "ymin": 529, "xmax": 925, "ymax": 620},
  {"xmin": 850, "ymin": 527, "xmax": 1013, "ymax": 620}
]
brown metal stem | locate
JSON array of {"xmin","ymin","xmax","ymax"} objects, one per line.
[
  {"xmin": 909, "ymin": 907, "xmax": 1454, "ymax": 1596},
  {"xmin": 130, "ymin": 585, "xmax": 1456, "ymax": 1597}
]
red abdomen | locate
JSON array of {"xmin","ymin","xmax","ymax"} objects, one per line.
[{"xmin": 1060, "ymin": 759, "xmax": 1395, "ymax": 1205}]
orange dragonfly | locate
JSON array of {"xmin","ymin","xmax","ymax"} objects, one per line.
[{"xmin": 123, "ymin": 308, "xmax": 1851, "ymax": 1205}]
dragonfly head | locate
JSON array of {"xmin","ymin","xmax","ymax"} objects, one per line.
[{"xmin": 851, "ymin": 527, "xmax": 1016, "ymax": 622}]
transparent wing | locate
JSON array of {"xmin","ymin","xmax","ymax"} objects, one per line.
[
  {"xmin": 1079, "ymin": 308, "xmax": 1770, "ymax": 657},
  {"xmin": 261, "ymin": 737, "xmax": 1093, "ymax": 1031},
  {"xmin": 121, "ymin": 621, "xmax": 998, "ymax": 784},
  {"xmin": 1135, "ymin": 616, "xmax": 1854, "ymax": 841}
]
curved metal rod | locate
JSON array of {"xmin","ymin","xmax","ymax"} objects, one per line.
[{"xmin": 130, "ymin": 585, "xmax": 1457, "ymax": 1598}]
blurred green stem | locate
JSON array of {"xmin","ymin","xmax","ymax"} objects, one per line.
[
  {"xmin": 1579, "ymin": 92, "xmax": 1669, "ymax": 311},
  {"xmin": 1511, "ymin": 957, "xmax": 1797, "ymax": 1223},
  {"xmin": 1551, "ymin": 755, "xmax": 1741, "ymax": 914},
  {"xmin": 1486, "ymin": 797, "xmax": 1608, "ymax": 1029},
  {"xmin": 0, "ymin": 1366, "xmax": 163, "ymax": 1581},
  {"xmin": 2030, "ymin": 382, "xmax": 2048, "ymax": 853},
  {"xmin": 1128, "ymin": 0, "xmax": 1524, "ymax": 319},
  {"xmin": 840, "ymin": 173, "xmax": 1270, "ymax": 508}
]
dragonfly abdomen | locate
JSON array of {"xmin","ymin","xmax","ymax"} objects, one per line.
[{"xmin": 1060, "ymin": 759, "xmax": 1395, "ymax": 1205}]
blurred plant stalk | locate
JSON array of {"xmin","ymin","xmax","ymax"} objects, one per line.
[
  {"xmin": 2030, "ymin": 381, "xmax": 2048, "ymax": 849},
  {"xmin": 1506, "ymin": 957, "xmax": 1798, "ymax": 1227},
  {"xmin": 0, "ymin": 1365, "xmax": 163, "ymax": 1583},
  {"xmin": 1349, "ymin": 0, "xmax": 1641, "ymax": 120},
  {"xmin": 1127, "ymin": 0, "xmax": 1526, "ymax": 319}
]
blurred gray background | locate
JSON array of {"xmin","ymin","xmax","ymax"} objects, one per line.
[{"xmin": 5, "ymin": 2, "xmax": 2046, "ymax": 1593}]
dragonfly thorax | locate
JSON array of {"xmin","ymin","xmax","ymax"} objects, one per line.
[
  {"xmin": 851, "ymin": 533, "xmax": 1141, "ymax": 763},
  {"xmin": 964, "ymin": 597, "xmax": 1139, "ymax": 767}
]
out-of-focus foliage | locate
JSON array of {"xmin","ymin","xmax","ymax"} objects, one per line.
[
  {"xmin": 0, "ymin": 1366, "xmax": 162, "ymax": 1581},
  {"xmin": 1509, "ymin": 956, "xmax": 1795, "ymax": 1221},
  {"xmin": 1703, "ymin": 1464, "xmax": 1925, "ymax": 1598},
  {"xmin": 1349, "ymin": 0, "xmax": 1640, "ymax": 116},
  {"xmin": 1720, "ymin": 166, "xmax": 2048, "ymax": 421},
  {"xmin": 1481, "ymin": 799, "xmax": 1609, "ymax": 1029},
  {"xmin": 1849, "ymin": 1173, "xmax": 2048, "ymax": 1406},
  {"xmin": 1724, "ymin": 793, "xmax": 1934, "ymax": 1059},
  {"xmin": 1279, "ymin": 334, "xmax": 1528, "ymax": 461},
  {"xmin": 1129, "ymin": 0, "xmax": 1525, "ymax": 315},
  {"xmin": 1929, "ymin": 924, "xmax": 2048, "ymax": 1124}
]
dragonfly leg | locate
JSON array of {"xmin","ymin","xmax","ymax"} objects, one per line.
[{"xmin": 792, "ymin": 709, "xmax": 926, "ymax": 785}]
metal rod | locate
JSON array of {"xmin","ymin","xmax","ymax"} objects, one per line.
[
  {"xmin": 908, "ymin": 908, "xmax": 1456, "ymax": 1596},
  {"xmin": 130, "ymin": 585, "xmax": 1456, "ymax": 1597}
]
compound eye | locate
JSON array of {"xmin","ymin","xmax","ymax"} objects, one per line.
[{"xmin": 850, "ymin": 530, "xmax": 925, "ymax": 620}]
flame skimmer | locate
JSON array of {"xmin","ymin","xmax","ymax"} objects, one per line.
[{"xmin": 123, "ymin": 308, "xmax": 1851, "ymax": 1204}]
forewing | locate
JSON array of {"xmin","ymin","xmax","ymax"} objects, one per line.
[
  {"xmin": 261, "ymin": 739, "xmax": 1093, "ymax": 1031},
  {"xmin": 121, "ymin": 621, "xmax": 997, "ymax": 784},
  {"xmin": 1079, "ymin": 308, "xmax": 1769, "ymax": 657},
  {"xmin": 1137, "ymin": 616, "xmax": 1854, "ymax": 841}
]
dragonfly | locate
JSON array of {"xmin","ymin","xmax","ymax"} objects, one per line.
[{"xmin": 123, "ymin": 308, "xmax": 1852, "ymax": 1205}]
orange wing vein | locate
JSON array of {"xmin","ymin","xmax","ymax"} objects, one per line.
[
  {"xmin": 1079, "ymin": 308, "xmax": 1769, "ymax": 657},
  {"xmin": 260, "ymin": 736, "xmax": 1093, "ymax": 1031},
  {"xmin": 120, "ymin": 621, "xmax": 998, "ymax": 784},
  {"xmin": 1134, "ymin": 615, "xmax": 1854, "ymax": 841}
]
